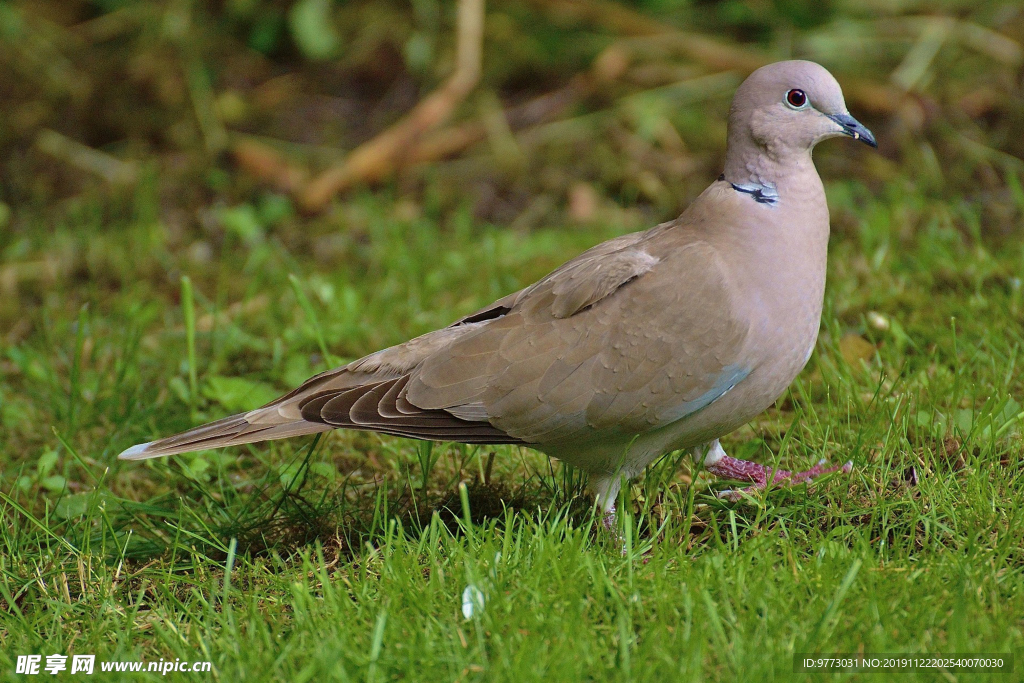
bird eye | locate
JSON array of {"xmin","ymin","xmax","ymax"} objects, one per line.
[{"xmin": 786, "ymin": 89, "xmax": 807, "ymax": 108}]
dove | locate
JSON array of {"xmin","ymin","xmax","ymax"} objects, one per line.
[{"xmin": 120, "ymin": 60, "xmax": 874, "ymax": 520}]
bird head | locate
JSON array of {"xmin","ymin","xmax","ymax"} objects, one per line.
[{"xmin": 728, "ymin": 60, "xmax": 877, "ymax": 157}]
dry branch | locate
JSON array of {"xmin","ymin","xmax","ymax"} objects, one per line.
[
  {"xmin": 298, "ymin": 0, "xmax": 485, "ymax": 212},
  {"xmin": 232, "ymin": 138, "xmax": 309, "ymax": 194},
  {"xmin": 529, "ymin": 0, "xmax": 768, "ymax": 72},
  {"xmin": 530, "ymin": 0, "xmax": 904, "ymax": 114},
  {"xmin": 409, "ymin": 75, "xmax": 592, "ymax": 165},
  {"xmin": 239, "ymin": 0, "xmax": 917, "ymax": 199},
  {"xmin": 35, "ymin": 129, "xmax": 137, "ymax": 185}
]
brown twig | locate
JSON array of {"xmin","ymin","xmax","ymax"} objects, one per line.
[
  {"xmin": 244, "ymin": 0, "xmax": 906, "ymax": 198},
  {"xmin": 409, "ymin": 75, "xmax": 592, "ymax": 165},
  {"xmin": 298, "ymin": 0, "xmax": 485, "ymax": 212},
  {"xmin": 72, "ymin": 4, "xmax": 150, "ymax": 44},
  {"xmin": 35, "ymin": 129, "xmax": 137, "ymax": 185},
  {"xmin": 528, "ymin": 0, "xmax": 768, "ymax": 71},
  {"xmin": 232, "ymin": 73, "xmax": 588, "ymax": 192},
  {"xmin": 530, "ymin": 0, "xmax": 902, "ymax": 113},
  {"xmin": 232, "ymin": 138, "xmax": 309, "ymax": 193},
  {"xmin": 1, "ymin": 7, "xmax": 90, "ymax": 100}
]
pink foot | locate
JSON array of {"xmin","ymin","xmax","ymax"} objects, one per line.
[{"xmin": 706, "ymin": 454, "xmax": 852, "ymax": 502}]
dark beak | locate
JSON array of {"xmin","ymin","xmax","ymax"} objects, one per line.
[{"xmin": 827, "ymin": 113, "xmax": 877, "ymax": 148}]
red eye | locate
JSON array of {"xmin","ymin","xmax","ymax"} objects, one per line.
[{"xmin": 786, "ymin": 89, "xmax": 807, "ymax": 108}]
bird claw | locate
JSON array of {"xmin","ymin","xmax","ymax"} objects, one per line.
[
  {"xmin": 708, "ymin": 454, "xmax": 853, "ymax": 501},
  {"xmin": 715, "ymin": 488, "xmax": 743, "ymax": 502}
]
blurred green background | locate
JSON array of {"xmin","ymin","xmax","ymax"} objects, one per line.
[
  {"xmin": 3, "ymin": 0, "xmax": 1022, "ymax": 231},
  {"xmin": 2, "ymin": 2, "xmax": 1024, "ymax": 679},
  {"xmin": 3, "ymin": 0, "xmax": 1024, "ymax": 546}
]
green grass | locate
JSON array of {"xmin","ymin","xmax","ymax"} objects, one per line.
[{"xmin": 2, "ymin": 173, "xmax": 1024, "ymax": 681}]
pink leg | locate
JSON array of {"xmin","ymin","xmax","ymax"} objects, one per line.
[
  {"xmin": 600, "ymin": 505, "xmax": 629, "ymax": 556},
  {"xmin": 700, "ymin": 441, "xmax": 852, "ymax": 501},
  {"xmin": 601, "ymin": 504, "xmax": 651, "ymax": 561},
  {"xmin": 602, "ymin": 506, "xmax": 618, "ymax": 534}
]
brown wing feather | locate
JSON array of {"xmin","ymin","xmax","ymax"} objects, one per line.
[
  {"xmin": 406, "ymin": 231, "xmax": 749, "ymax": 444},
  {"xmin": 119, "ymin": 216, "xmax": 745, "ymax": 462},
  {"xmin": 120, "ymin": 325, "xmax": 525, "ymax": 460},
  {"xmin": 120, "ymin": 369, "xmax": 522, "ymax": 459}
]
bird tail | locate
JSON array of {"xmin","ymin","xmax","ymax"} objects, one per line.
[
  {"xmin": 118, "ymin": 343, "xmax": 524, "ymax": 460},
  {"xmin": 117, "ymin": 413, "xmax": 331, "ymax": 460}
]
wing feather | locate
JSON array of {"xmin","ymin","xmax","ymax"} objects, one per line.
[{"xmin": 119, "ymin": 217, "xmax": 752, "ymax": 462}]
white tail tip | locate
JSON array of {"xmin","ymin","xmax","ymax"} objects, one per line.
[{"xmin": 118, "ymin": 441, "xmax": 154, "ymax": 460}]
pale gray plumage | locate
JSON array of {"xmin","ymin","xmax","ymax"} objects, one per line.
[{"xmin": 120, "ymin": 60, "xmax": 875, "ymax": 511}]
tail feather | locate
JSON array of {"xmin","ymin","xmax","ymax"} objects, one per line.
[
  {"xmin": 118, "ymin": 415, "xmax": 332, "ymax": 460},
  {"xmin": 118, "ymin": 369, "xmax": 523, "ymax": 461}
]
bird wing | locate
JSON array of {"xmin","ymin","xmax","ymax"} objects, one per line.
[
  {"xmin": 120, "ymin": 220, "xmax": 750, "ymax": 460},
  {"xmin": 407, "ymin": 222, "xmax": 752, "ymax": 444}
]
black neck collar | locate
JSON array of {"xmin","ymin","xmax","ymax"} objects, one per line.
[{"xmin": 719, "ymin": 174, "xmax": 778, "ymax": 206}]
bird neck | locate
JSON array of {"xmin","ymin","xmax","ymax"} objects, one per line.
[{"xmin": 722, "ymin": 142, "xmax": 817, "ymax": 200}]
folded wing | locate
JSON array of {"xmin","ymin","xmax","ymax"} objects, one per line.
[{"xmin": 119, "ymin": 221, "xmax": 750, "ymax": 460}]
